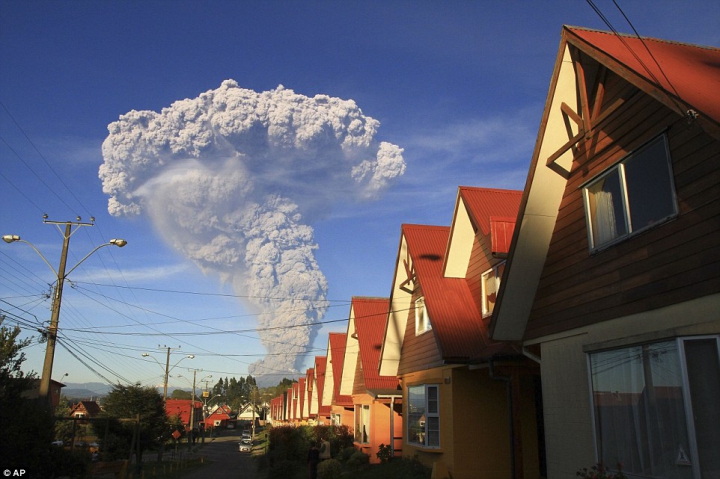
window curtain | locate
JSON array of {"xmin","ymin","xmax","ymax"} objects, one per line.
[
  {"xmin": 592, "ymin": 190, "xmax": 618, "ymax": 246},
  {"xmin": 591, "ymin": 342, "xmax": 692, "ymax": 479}
]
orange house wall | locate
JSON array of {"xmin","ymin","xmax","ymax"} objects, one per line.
[{"xmin": 352, "ymin": 394, "xmax": 403, "ymax": 464}]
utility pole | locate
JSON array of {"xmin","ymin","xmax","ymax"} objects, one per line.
[
  {"xmin": 164, "ymin": 346, "xmax": 172, "ymax": 401},
  {"xmin": 41, "ymin": 222, "xmax": 71, "ymax": 401},
  {"xmin": 3, "ymin": 217, "xmax": 127, "ymax": 403},
  {"xmin": 189, "ymin": 369, "xmax": 197, "ymax": 451}
]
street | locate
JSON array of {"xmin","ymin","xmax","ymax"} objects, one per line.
[{"xmin": 177, "ymin": 431, "xmax": 263, "ymax": 479}]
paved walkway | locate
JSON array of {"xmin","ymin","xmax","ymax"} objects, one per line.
[{"xmin": 177, "ymin": 432, "xmax": 264, "ymax": 479}]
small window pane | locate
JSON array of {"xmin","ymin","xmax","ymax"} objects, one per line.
[
  {"xmin": 426, "ymin": 417, "xmax": 440, "ymax": 447},
  {"xmin": 587, "ymin": 168, "xmax": 627, "ymax": 247},
  {"xmin": 427, "ymin": 386, "xmax": 438, "ymax": 414},
  {"xmin": 624, "ymin": 138, "xmax": 676, "ymax": 231}
]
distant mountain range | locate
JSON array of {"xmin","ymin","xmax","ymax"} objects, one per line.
[{"xmin": 61, "ymin": 382, "xmax": 190, "ymax": 400}]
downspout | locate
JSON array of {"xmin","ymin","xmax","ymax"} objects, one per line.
[
  {"xmin": 489, "ymin": 358, "xmax": 516, "ymax": 479},
  {"xmin": 522, "ymin": 347, "xmax": 541, "ymax": 364}
]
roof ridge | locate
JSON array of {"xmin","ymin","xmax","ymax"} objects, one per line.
[{"xmin": 565, "ymin": 24, "xmax": 720, "ymax": 52}]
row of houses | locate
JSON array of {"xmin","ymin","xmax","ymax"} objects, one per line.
[{"xmin": 267, "ymin": 26, "xmax": 720, "ymax": 479}]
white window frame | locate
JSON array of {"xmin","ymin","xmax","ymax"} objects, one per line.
[
  {"xmin": 354, "ymin": 404, "xmax": 370, "ymax": 444},
  {"xmin": 582, "ymin": 134, "xmax": 678, "ymax": 251},
  {"xmin": 481, "ymin": 261, "xmax": 505, "ymax": 317},
  {"xmin": 407, "ymin": 384, "xmax": 440, "ymax": 448},
  {"xmin": 414, "ymin": 297, "xmax": 432, "ymax": 336}
]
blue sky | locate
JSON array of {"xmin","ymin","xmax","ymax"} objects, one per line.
[{"xmin": 1, "ymin": 1, "xmax": 718, "ymax": 391}]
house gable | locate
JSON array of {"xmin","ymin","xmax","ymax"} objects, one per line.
[
  {"xmin": 379, "ymin": 232, "xmax": 414, "ymax": 376},
  {"xmin": 491, "ymin": 25, "xmax": 720, "ymax": 341},
  {"xmin": 340, "ymin": 302, "xmax": 360, "ymax": 396}
]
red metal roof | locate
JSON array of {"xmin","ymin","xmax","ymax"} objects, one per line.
[
  {"xmin": 404, "ymin": 224, "xmax": 517, "ymax": 360},
  {"xmin": 329, "ymin": 332, "xmax": 353, "ymax": 406},
  {"xmin": 352, "ymin": 297, "xmax": 401, "ymax": 392},
  {"xmin": 165, "ymin": 399, "xmax": 203, "ymax": 425},
  {"xmin": 566, "ymin": 26, "xmax": 720, "ymax": 124},
  {"xmin": 459, "ymin": 187, "xmax": 522, "ymax": 237},
  {"xmin": 314, "ymin": 356, "xmax": 327, "ymax": 412}
]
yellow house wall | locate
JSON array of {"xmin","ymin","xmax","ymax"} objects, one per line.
[{"xmin": 401, "ymin": 366, "xmax": 512, "ymax": 479}]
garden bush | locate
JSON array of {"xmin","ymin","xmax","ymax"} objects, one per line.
[
  {"xmin": 318, "ymin": 458, "xmax": 343, "ymax": 479},
  {"xmin": 268, "ymin": 459, "xmax": 300, "ymax": 479},
  {"xmin": 346, "ymin": 450, "xmax": 370, "ymax": 470}
]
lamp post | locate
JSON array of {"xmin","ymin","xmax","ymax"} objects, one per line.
[
  {"xmin": 141, "ymin": 347, "xmax": 194, "ymax": 400},
  {"xmin": 2, "ymin": 218, "xmax": 127, "ymax": 403}
]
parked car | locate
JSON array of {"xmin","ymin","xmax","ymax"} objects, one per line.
[
  {"xmin": 238, "ymin": 438, "xmax": 252, "ymax": 453},
  {"xmin": 51, "ymin": 440, "xmax": 64, "ymax": 447}
]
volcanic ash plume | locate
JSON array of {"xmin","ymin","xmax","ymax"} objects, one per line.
[{"xmin": 99, "ymin": 80, "xmax": 405, "ymax": 379}]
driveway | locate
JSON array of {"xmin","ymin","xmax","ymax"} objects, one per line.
[{"xmin": 177, "ymin": 432, "xmax": 264, "ymax": 479}]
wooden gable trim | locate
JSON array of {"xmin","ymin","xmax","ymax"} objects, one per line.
[{"xmin": 565, "ymin": 29, "xmax": 720, "ymax": 141}]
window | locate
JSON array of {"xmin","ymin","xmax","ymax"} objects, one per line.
[
  {"xmin": 355, "ymin": 404, "xmax": 370, "ymax": 443},
  {"xmin": 407, "ymin": 384, "xmax": 440, "ymax": 448},
  {"xmin": 415, "ymin": 297, "xmax": 432, "ymax": 335},
  {"xmin": 589, "ymin": 337, "xmax": 720, "ymax": 478},
  {"xmin": 481, "ymin": 261, "xmax": 505, "ymax": 317},
  {"xmin": 583, "ymin": 135, "xmax": 677, "ymax": 250}
]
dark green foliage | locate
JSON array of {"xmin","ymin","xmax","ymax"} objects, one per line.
[
  {"xmin": 95, "ymin": 383, "xmax": 168, "ymax": 464},
  {"xmin": 376, "ymin": 443, "xmax": 392, "ymax": 463},
  {"xmin": 336, "ymin": 446, "xmax": 356, "ymax": 463},
  {"xmin": 348, "ymin": 457, "xmax": 432, "ymax": 479},
  {"xmin": 0, "ymin": 318, "xmax": 85, "ymax": 478},
  {"xmin": 346, "ymin": 450, "xmax": 370, "ymax": 470},
  {"xmin": 268, "ymin": 459, "xmax": 300, "ymax": 479},
  {"xmin": 318, "ymin": 458, "xmax": 343, "ymax": 479}
]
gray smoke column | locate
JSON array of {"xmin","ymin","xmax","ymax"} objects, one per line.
[{"xmin": 99, "ymin": 80, "xmax": 405, "ymax": 380}]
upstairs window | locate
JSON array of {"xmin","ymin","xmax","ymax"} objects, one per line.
[
  {"xmin": 583, "ymin": 135, "xmax": 677, "ymax": 250},
  {"xmin": 415, "ymin": 297, "xmax": 432, "ymax": 335},
  {"xmin": 481, "ymin": 261, "xmax": 505, "ymax": 317}
]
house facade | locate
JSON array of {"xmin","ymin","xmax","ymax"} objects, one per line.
[
  {"xmin": 491, "ymin": 26, "xmax": 720, "ymax": 479},
  {"xmin": 323, "ymin": 332, "xmax": 354, "ymax": 426},
  {"xmin": 340, "ymin": 297, "xmax": 402, "ymax": 463},
  {"xmin": 379, "ymin": 186, "xmax": 543, "ymax": 479}
]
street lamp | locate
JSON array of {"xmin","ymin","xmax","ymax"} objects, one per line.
[
  {"xmin": 141, "ymin": 349, "xmax": 194, "ymax": 400},
  {"xmin": 2, "ymin": 218, "xmax": 127, "ymax": 403}
]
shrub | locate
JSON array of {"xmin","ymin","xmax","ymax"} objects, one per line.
[
  {"xmin": 376, "ymin": 443, "xmax": 392, "ymax": 463},
  {"xmin": 346, "ymin": 450, "xmax": 370, "ymax": 470},
  {"xmin": 318, "ymin": 458, "xmax": 343, "ymax": 479},
  {"xmin": 576, "ymin": 463, "xmax": 628, "ymax": 479},
  {"xmin": 268, "ymin": 459, "xmax": 300, "ymax": 479},
  {"xmin": 336, "ymin": 446, "xmax": 356, "ymax": 464}
]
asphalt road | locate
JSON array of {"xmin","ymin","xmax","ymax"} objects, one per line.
[{"xmin": 178, "ymin": 432, "xmax": 263, "ymax": 479}]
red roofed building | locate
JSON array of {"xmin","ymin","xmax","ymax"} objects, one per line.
[
  {"xmin": 378, "ymin": 186, "xmax": 538, "ymax": 479},
  {"xmin": 490, "ymin": 26, "xmax": 720, "ymax": 479},
  {"xmin": 165, "ymin": 399, "xmax": 203, "ymax": 431},
  {"xmin": 323, "ymin": 332, "xmax": 353, "ymax": 427},
  {"xmin": 340, "ymin": 297, "xmax": 402, "ymax": 463},
  {"xmin": 313, "ymin": 356, "xmax": 331, "ymax": 424}
]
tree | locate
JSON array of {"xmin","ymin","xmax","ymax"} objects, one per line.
[
  {"xmin": 0, "ymin": 317, "xmax": 64, "ymax": 477},
  {"xmin": 170, "ymin": 389, "xmax": 191, "ymax": 399},
  {"xmin": 0, "ymin": 318, "xmax": 35, "ymax": 397},
  {"xmin": 97, "ymin": 383, "xmax": 168, "ymax": 467}
]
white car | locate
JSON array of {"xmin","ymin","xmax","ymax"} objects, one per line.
[{"xmin": 238, "ymin": 439, "xmax": 252, "ymax": 453}]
